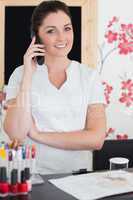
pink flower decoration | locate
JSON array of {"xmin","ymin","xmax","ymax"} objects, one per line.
[
  {"xmin": 105, "ymin": 31, "xmax": 118, "ymax": 43},
  {"xmin": 106, "ymin": 127, "xmax": 115, "ymax": 137},
  {"xmin": 119, "ymin": 92, "xmax": 133, "ymax": 107},
  {"xmin": 102, "ymin": 82, "xmax": 113, "ymax": 104},
  {"xmin": 118, "ymin": 33, "xmax": 127, "ymax": 42},
  {"xmin": 118, "ymin": 41, "xmax": 133, "ymax": 55},
  {"xmin": 121, "ymin": 79, "xmax": 133, "ymax": 91},
  {"xmin": 116, "ymin": 133, "xmax": 128, "ymax": 140},
  {"xmin": 107, "ymin": 16, "xmax": 119, "ymax": 28},
  {"xmin": 121, "ymin": 23, "xmax": 133, "ymax": 32},
  {"xmin": 106, "ymin": 84, "xmax": 113, "ymax": 93},
  {"xmin": 99, "ymin": 17, "xmax": 133, "ymax": 74},
  {"xmin": 119, "ymin": 79, "xmax": 133, "ymax": 107}
]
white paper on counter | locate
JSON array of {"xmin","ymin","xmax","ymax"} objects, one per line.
[{"xmin": 49, "ymin": 170, "xmax": 133, "ymax": 200}]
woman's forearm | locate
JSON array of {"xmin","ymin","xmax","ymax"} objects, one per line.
[
  {"xmin": 28, "ymin": 104, "xmax": 106, "ymax": 150},
  {"xmin": 30, "ymin": 129, "xmax": 106, "ymax": 150},
  {"xmin": 4, "ymin": 37, "xmax": 45, "ymax": 141},
  {"xmin": 4, "ymin": 74, "xmax": 32, "ymax": 141}
]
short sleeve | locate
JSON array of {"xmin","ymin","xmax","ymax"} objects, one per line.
[
  {"xmin": 5, "ymin": 66, "xmax": 23, "ymax": 101},
  {"xmin": 88, "ymin": 69, "xmax": 106, "ymax": 105}
]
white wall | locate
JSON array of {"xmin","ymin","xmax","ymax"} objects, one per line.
[{"xmin": 98, "ymin": 0, "xmax": 133, "ymax": 138}]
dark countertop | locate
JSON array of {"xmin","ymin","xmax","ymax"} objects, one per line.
[{"xmin": 1, "ymin": 171, "xmax": 133, "ymax": 200}]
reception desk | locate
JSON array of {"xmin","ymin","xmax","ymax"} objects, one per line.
[{"xmin": 7, "ymin": 171, "xmax": 133, "ymax": 200}]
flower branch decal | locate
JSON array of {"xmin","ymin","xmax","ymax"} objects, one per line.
[
  {"xmin": 98, "ymin": 16, "xmax": 133, "ymax": 74},
  {"xmin": 106, "ymin": 127, "xmax": 115, "ymax": 138},
  {"xmin": 119, "ymin": 76, "xmax": 133, "ymax": 107},
  {"xmin": 102, "ymin": 81, "xmax": 113, "ymax": 105},
  {"xmin": 118, "ymin": 24, "xmax": 133, "ymax": 55}
]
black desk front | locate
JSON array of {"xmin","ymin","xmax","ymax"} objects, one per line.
[{"xmin": 3, "ymin": 173, "xmax": 133, "ymax": 200}]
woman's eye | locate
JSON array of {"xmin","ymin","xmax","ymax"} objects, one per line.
[
  {"xmin": 65, "ymin": 27, "xmax": 71, "ymax": 31},
  {"xmin": 47, "ymin": 29, "xmax": 55, "ymax": 34}
]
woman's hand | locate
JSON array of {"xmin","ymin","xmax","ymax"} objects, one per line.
[
  {"xmin": 23, "ymin": 36, "xmax": 45, "ymax": 77},
  {"xmin": 9, "ymin": 139, "xmax": 24, "ymax": 149}
]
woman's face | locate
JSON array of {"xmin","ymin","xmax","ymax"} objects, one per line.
[{"xmin": 38, "ymin": 10, "xmax": 74, "ymax": 58}]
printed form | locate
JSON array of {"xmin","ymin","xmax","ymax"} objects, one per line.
[{"xmin": 49, "ymin": 170, "xmax": 133, "ymax": 200}]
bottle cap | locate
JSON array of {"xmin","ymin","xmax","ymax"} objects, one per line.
[
  {"xmin": 11, "ymin": 169, "xmax": 18, "ymax": 185},
  {"xmin": 21, "ymin": 170, "xmax": 26, "ymax": 183},
  {"xmin": 0, "ymin": 167, "xmax": 7, "ymax": 182},
  {"xmin": 25, "ymin": 168, "xmax": 30, "ymax": 180}
]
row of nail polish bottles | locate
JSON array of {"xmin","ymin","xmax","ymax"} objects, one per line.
[{"xmin": 0, "ymin": 167, "xmax": 32, "ymax": 197}]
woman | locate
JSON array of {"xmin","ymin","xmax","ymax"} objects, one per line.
[{"xmin": 4, "ymin": 0, "xmax": 106, "ymax": 174}]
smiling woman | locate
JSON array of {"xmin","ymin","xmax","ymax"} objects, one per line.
[
  {"xmin": 0, "ymin": 0, "xmax": 97, "ymax": 86},
  {"xmin": 1, "ymin": 0, "xmax": 106, "ymax": 174}
]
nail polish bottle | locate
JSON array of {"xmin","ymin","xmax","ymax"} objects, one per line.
[
  {"xmin": 0, "ymin": 167, "xmax": 9, "ymax": 197},
  {"xmin": 31, "ymin": 145, "xmax": 36, "ymax": 174},
  {"xmin": 25, "ymin": 168, "xmax": 32, "ymax": 192},
  {"xmin": 18, "ymin": 170, "xmax": 28, "ymax": 195},
  {"xmin": 9, "ymin": 169, "xmax": 18, "ymax": 196},
  {"xmin": 8, "ymin": 150, "xmax": 13, "ymax": 184}
]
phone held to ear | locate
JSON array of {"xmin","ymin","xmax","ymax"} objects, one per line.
[{"xmin": 30, "ymin": 30, "xmax": 44, "ymax": 65}]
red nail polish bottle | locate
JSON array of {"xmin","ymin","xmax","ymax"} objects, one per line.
[
  {"xmin": 9, "ymin": 169, "xmax": 18, "ymax": 196},
  {"xmin": 0, "ymin": 167, "xmax": 9, "ymax": 197},
  {"xmin": 25, "ymin": 168, "xmax": 32, "ymax": 192},
  {"xmin": 18, "ymin": 170, "xmax": 28, "ymax": 195}
]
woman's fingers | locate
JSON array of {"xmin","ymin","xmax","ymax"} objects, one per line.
[
  {"xmin": 24, "ymin": 44, "xmax": 45, "ymax": 63},
  {"xmin": 30, "ymin": 44, "xmax": 45, "ymax": 49},
  {"xmin": 23, "ymin": 37, "xmax": 45, "ymax": 73},
  {"xmin": 27, "ymin": 46, "xmax": 45, "ymax": 55},
  {"xmin": 29, "ymin": 36, "xmax": 36, "ymax": 47},
  {"xmin": 29, "ymin": 52, "xmax": 45, "ymax": 60},
  {"xmin": 25, "ymin": 44, "xmax": 45, "ymax": 59},
  {"xmin": 9, "ymin": 139, "xmax": 21, "ymax": 149}
]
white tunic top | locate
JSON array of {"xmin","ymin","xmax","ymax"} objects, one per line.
[{"xmin": 6, "ymin": 60, "xmax": 106, "ymax": 174}]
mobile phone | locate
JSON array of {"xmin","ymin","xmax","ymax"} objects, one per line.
[{"xmin": 30, "ymin": 30, "xmax": 44, "ymax": 65}]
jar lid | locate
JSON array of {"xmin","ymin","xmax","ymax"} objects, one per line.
[{"xmin": 109, "ymin": 157, "xmax": 129, "ymax": 164}]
